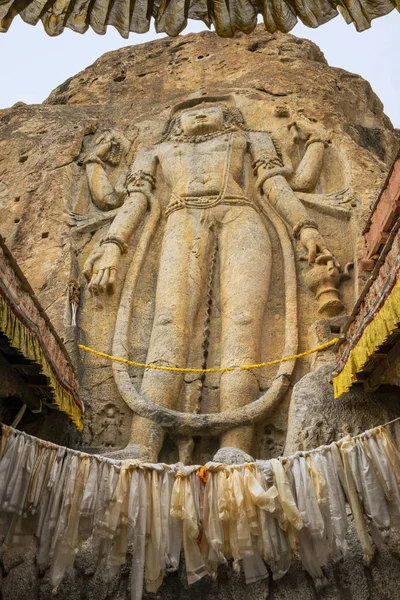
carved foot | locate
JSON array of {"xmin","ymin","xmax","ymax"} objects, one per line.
[
  {"xmin": 104, "ymin": 443, "xmax": 153, "ymax": 461},
  {"xmin": 213, "ymin": 447, "xmax": 254, "ymax": 465}
]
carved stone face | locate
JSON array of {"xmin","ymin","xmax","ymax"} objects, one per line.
[{"xmin": 180, "ymin": 105, "xmax": 225, "ymax": 136}]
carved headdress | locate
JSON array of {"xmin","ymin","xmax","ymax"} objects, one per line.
[{"xmin": 169, "ymin": 94, "xmax": 236, "ymax": 115}]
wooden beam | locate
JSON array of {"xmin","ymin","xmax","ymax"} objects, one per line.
[
  {"xmin": 0, "ymin": 354, "xmax": 42, "ymax": 411},
  {"xmin": 10, "ymin": 363, "xmax": 41, "ymax": 374}
]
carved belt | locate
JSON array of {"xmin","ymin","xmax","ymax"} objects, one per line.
[{"xmin": 165, "ymin": 193, "xmax": 258, "ymax": 218}]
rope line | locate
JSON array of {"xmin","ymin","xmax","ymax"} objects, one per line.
[{"xmin": 78, "ymin": 338, "xmax": 338, "ymax": 374}]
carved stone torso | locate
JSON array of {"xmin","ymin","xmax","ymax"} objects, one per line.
[{"xmin": 158, "ymin": 132, "xmax": 249, "ymax": 203}]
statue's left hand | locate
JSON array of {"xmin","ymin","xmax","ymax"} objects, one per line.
[{"xmin": 300, "ymin": 226, "xmax": 339, "ymax": 267}]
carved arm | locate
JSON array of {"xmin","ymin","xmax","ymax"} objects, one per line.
[
  {"xmin": 105, "ymin": 190, "xmax": 149, "ymax": 244},
  {"xmin": 84, "ymin": 159, "xmax": 126, "ymax": 211},
  {"xmin": 288, "ymin": 121, "xmax": 329, "ymax": 192},
  {"xmin": 82, "ymin": 190, "xmax": 149, "ymax": 294},
  {"xmin": 84, "ymin": 133, "xmax": 128, "ymax": 211},
  {"xmin": 248, "ymin": 131, "xmax": 333, "ymax": 264},
  {"xmin": 262, "ymin": 175, "xmax": 336, "ymax": 264},
  {"xmin": 83, "ymin": 149, "xmax": 157, "ymax": 294}
]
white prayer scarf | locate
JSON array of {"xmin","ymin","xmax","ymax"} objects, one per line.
[{"xmin": 1, "ymin": 423, "xmax": 400, "ymax": 597}]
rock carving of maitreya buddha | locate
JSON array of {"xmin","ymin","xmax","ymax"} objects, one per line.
[{"xmin": 83, "ymin": 95, "xmax": 339, "ymax": 463}]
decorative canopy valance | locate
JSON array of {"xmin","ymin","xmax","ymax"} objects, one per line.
[
  {"xmin": 0, "ymin": 235, "xmax": 83, "ymax": 430},
  {"xmin": 0, "ymin": 0, "xmax": 397, "ymax": 38},
  {"xmin": 333, "ymin": 151, "xmax": 400, "ymax": 398}
]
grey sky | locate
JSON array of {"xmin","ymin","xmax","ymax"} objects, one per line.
[{"xmin": 0, "ymin": 12, "xmax": 399, "ymax": 126}]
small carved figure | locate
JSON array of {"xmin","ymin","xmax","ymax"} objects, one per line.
[
  {"xmin": 83, "ymin": 96, "xmax": 340, "ymax": 463},
  {"xmin": 97, "ymin": 404, "xmax": 122, "ymax": 448},
  {"xmin": 299, "ymin": 417, "xmax": 336, "ymax": 449}
]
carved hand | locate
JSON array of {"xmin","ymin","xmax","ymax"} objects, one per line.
[
  {"xmin": 83, "ymin": 244, "xmax": 121, "ymax": 294},
  {"xmin": 84, "ymin": 136, "xmax": 113, "ymax": 164},
  {"xmin": 85, "ymin": 131, "xmax": 126, "ymax": 165},
  {"xmin": 300, "ymin": 226, "xmax": 339, "ymax": 266},
  {"xmin": 288, "ymin": 121, "xmax": 308, "ymax": 145},
  {"xmin": 288, "ymin": 118, "xmax": 329, "ymax": 147}
]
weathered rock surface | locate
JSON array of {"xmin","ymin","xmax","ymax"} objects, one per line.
[
  {"xmin": 3, "ymin": 527, "xmax": 400, "ymax": 600},
  {"xmin": 285, "ymin": 363, "xmax": 400, "ymax": 454},
  {"xmin": 0, "ymin": 27, "xmax": 398, "ymax": 458},
  {"xmin": 1, "ymin": 28, "xmax": 400, "ymax": 600},
  {"xmin": 0, "ymin": 28, "xmax": 397, "ymax": 333}
]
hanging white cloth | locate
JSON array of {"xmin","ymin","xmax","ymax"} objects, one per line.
[{"xmin": 1, "ymin": 422, "xmax": 400, "ymax": 599}]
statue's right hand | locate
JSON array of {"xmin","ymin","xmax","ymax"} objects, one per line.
[
  {"xmin": 83, "ymin": 244, "xmax": 121, "ymax": 295},
  {"xmin": 83, "ymin": 138, "xmax": 113, "ymax": 165}
]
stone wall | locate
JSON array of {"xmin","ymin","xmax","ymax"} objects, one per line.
[{"xmin": 3, "ymin": 527, "xmax": 400, "ymax": 600}]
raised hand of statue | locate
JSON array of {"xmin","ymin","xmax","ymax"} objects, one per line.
[
  {"xmin": 84, "ymin": 134, "xmax": 112, "ymax": 164},
  {"xmin": 84, "ymin": 131, "xmax": 127, "ymax": 166},
  {"xmin": 299, "ymin": 226, "xmax": 339, "ymax": 267},
  {"xmin": 83, "ymin": 243, "xmax": 120, "ymax": 294},
  {"xmin": 288, "ymin": 116, "xmax": 329, "ymax": 148}
]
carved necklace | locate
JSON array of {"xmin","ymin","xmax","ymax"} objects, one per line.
[{"xmin": 169, "ymin": 126, "xmax": 238, "ymax": 143}]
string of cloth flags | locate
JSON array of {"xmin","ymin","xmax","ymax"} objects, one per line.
[{"xmin": 2, "ymin": 422, "xmax": 400, "ymax": 598}]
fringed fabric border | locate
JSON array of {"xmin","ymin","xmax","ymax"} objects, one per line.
[
  {"xmin": 0, "ymin": 0, "xmax": 398, "ymax": 38},
  {"xmin": 332, "ymin": 275, "xmax": 400, "ymax": 399},
  {"xmin": 0, "ymin": 288, "xmax": 83, "ymax": 431}
]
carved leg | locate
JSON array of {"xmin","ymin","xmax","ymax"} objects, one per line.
[
  {"xmin": 217, "ymin": 207, "xmax": 271, "ymax": 460},
  {"xmin": 128, "ymin": 209, "xmax": 212, "ymax": 460},
  {"xmin": 107, "ymin": 418, "xmax": 162, "ymax": 461}
]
